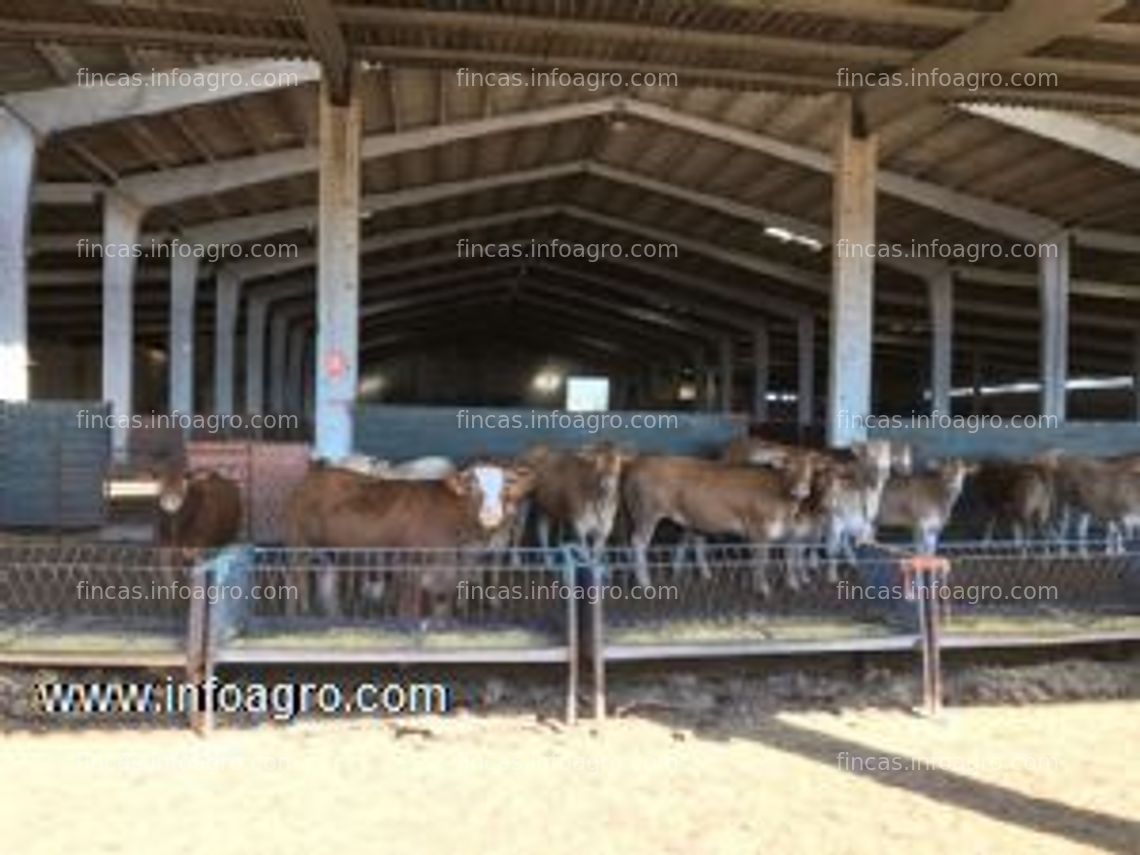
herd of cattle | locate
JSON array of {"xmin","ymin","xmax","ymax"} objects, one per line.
[{"xmin": 156, "ymin": 438, "xmax": 1140, "ymax": 598}]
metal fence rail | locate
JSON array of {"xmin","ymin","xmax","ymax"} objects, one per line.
[
  {"xmin": 589, "ymin": 543, "xmax": 923, "ymax": 658},
  {"xmin": 0, "ymin": 543, "xmax": 198, "ymax": 668},
  {"xmin": 203, "ymin": 547, "xmax": 579, "ymax": 724},
  {"xmin": 2, "ymin": 539, "xmax": 1138, "ymax": 729},
  {"xmin": 928, "ymin": 540, "xmax": 1140, "ymax": 648}
]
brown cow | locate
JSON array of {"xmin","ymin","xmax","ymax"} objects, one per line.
[
  {"xmin": 284, "ymin": 459, "xmax": 534, "ymax": 614},
  {"xmin": 155, "ymin": 467, "xmax": 243, "ymax": 548},
  {"xmin": 877, "ymin": 459, "xmax": 977, "ymax": 553},
  {"xmin": 622, "ymin": 454, "xmax": 815, "ymax": 589},
  {"xmin": 518, "ymin": 443, "xmax": 630, "ymax": 556}
]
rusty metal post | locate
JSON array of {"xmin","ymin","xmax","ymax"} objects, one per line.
[
  {"xmin": 905, "ymin": 555, "xmax": 949, "ymax": 717},
  {"xmin": 185, "ymin": 556, "xmax": 211, "ymax": 735}
]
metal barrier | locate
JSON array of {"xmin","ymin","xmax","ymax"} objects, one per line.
[
  {"xmin": 929, "ymin": 540, "xmax": 1140, "ymax": 648},
  {"xmin": 3, "ymin": 539, "xmax": 1138, "ymax": 729},
  {"xmin": 0, "ymin": 543, "xmax": 200, "ymax": 669},
  {"xmin": 580, "ymin": 543, "xmax": 931, "ymax": 716},
  {"xmin": 202, "ymin": 547, "xmax": 580, "ymax": 726}
]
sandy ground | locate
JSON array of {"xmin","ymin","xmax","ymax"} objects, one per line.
[{"xmin": 3, "ymin": 700, "xmax": 1137, "ymax": 855}]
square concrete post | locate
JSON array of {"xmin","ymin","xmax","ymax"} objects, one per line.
[
  {"xmin": 213, "ymin": 269, "xmax": 240, "ymax": 416},
  {"xmin": 168, "ymin": 250, "xmax": 199, "ymax": 416},
  {"xmin": 0, "ymin": 108, "xmax": 36, "ymax": 401},
  {"xmin": 268, "ymin": 312, "xmax": 290, "ymax": 416},
  {"xmin": 1039, "ymin": 234, "xmax": 1070, "ymax": 423},
  {"xmin": 287, "ymin": 324, "xmax": 307, "ymax": 415},
  {"xmin": 1133, "ymin": 329, "xmax": 1140, "ymax": 422},
  {"xmin": 797, "ymin": 314, "xmax": 815, "ymax": 427},
  {"xmin": 828, "ymin": 99, "xmax": 877, "ymax": 448},
  {"xmin": 314, "ymin": 74, "xmax": 361, "ymax": 460},
  {"xmin": 751, "ymin": 325, "xmax": 770, "ymax": 422},
  {"xmin": 102, "ymin": 192, "xmax": 146, "ymax": 460},
  {"xmin": 245, "ymin": 298, "xmax": 268, "ymax": 416},
  {"xmin": 928, "ymin": 269, "xmax": 954, "ymax": 417},
  {"xmin": 302, "ymin": 334, "xmax": 316, "ymax": 422},
  {"xmin": 718, "ymin": 337, "xmax": 734, "ymax": 413}
]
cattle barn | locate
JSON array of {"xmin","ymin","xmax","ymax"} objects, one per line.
[{"xmin": 0, "ymin": 2, "xmax": 1139, "ymax": 729}]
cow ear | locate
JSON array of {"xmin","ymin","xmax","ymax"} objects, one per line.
[{"xmin": 443, "ymin": 472, "xmax": 469, "ymax": 496}]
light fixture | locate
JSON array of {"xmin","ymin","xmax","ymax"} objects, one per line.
[{"xmin": 532, "ymin": 370, "xmax": 563, "ymax": 393}]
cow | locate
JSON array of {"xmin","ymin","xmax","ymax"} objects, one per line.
[
  {"xmin": 155, "ymin": 466, "xmax": 243, "ymax": 549},
  {"xmin": 622, "ymin": 454, "xmax": 815, "ymax": 591},
  {"xmin": 333, "ymin": 454, "xmax": 457, "ymax": 480},
  {"xmin": 516, "ymin": 443, "xmax": 630, "ymax": 558},
  {"xmin": 968, "ymin": 461, "xmax": 1056, "ymax": 546},
  {"xmin": 153, "ymin": 465, "xmax": 243, "ymax": 590},
  {"xmin": 1042, "ymin": 453, "xmax": 1140, "ymax": 554},
  {"xmin": 812, "ymin": 440, "xmax": 895, "ymax": 580},
  {"xmin": 283, "ymin": 459, "xmax": 534, "ymax": 615},
  {"xmin": 877, "ymin": 459, "xmax": 977, "ymax": 553}
]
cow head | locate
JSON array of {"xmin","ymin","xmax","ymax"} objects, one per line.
[
  {"xmin": 155, "ymin": 466, "xmax": 190, "ymax": 515},
  {"xmin": 446, "ymin": 463, "xmax": 535, "ymax": 530},
  {"xmin": 853, "ymin": 440, "xmax": 893, "ymax": 483},
  {"xmin": 938, "ymin": 459, "xmax": 980, "ymax": 495},
  {"xmin": 781, "ymin": 452, "xmax": 816, "ymax": 501},
  {"xmin": 890, "ymin": 442, "xmax": 914, "ymax": 477},
  {"xmin": 580, "ymin": 443, "xmax": 633, "ymax": 486}
]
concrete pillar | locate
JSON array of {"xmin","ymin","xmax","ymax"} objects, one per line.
[
  {"xmin": 302, "ymin": 335, "xmax": 316, "ymax": 422},
  {"xmin": 928, "ymin": 269, "xmax": 954, "ymax": 417},
  {"xmin": 1039, "ymin": 234, "xmax": 1070, "ymax": 423},
  {"xmin": 1133, "ymin": 329, "xmax": 1140, "ymax": 422},
  {"xmin": 213, "ymin": 269, "xmax": 240, "ymax": 416},
  {"xmin": 101, "ymin": 192, "xmax": 146, "ymax": 460},
  {"xmin": 245, "ymin": 298, "xmax": 268, "ymax": 416},
  {"xmin": 718, "ymin": 337, "xmax": 733, "ymax": 413},
  {"xmin": 0, "ymin": 109, "xmax": 36, "ymax": 401},
  {"xmin": 168, "ymin": 250, "xmax": 199, "ymax": 416},
  {"xmin": 751, "ymin": 325, "xmax": 770, "ymax": 422},
  {"xmin": 314, "ymin": 74, "xmax": 362, "ymax": 459},
  {"xmin": 268, "ymin": 312, "xmax": 290, "ymax": 416},
  {"xmin": 828, "ymin": 99, "xmax": 877, "ymax": 448},
  {"xmin": 287, "ymin": 324, "xmax": 307, "ymax": 415},
  {"xmin": 970, "ymin": 349, "xmax": 984, "ymax": 416},
  {"xmin": 797, "ymin": 314, "xmax": 815, "ymax": 427}
]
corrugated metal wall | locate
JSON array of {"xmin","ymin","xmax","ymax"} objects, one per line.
[
  {"xmin": 354, "ymin": 406, "xmax": 745, "ymax": 460},
  {"xmin": 0, "ymin": 401, "xmax": 109, "ymax": 528}
]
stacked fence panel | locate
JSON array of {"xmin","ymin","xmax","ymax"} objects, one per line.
[{"xmin": 0, "ymin": 401, "xmax": 109, "ymax": 529}]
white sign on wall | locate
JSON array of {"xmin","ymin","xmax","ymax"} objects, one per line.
[{"xmin": 565, "ymin": 376, "xmax": 610, "ymax": 412}]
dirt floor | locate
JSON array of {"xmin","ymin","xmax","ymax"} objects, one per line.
[{"xmin": 2, "ymin": 660, "xmax": 1138, "ymax": 855}]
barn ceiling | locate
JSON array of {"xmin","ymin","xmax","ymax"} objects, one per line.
[{"xmin": 3, "ymin": 1, "xmax": 1140, "ymax": 382}]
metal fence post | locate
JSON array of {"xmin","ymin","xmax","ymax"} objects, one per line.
[
  {"xmin": 905, "ymin": 555, "xmax": 949, "ymax": 717},
  {"xmin": 185, "ymin": 554, "xmax": 213, "ymax": 735},
  {"xmin": 561, "ymin": 546, "xmax": 579, "ymax": 725},
  {"xmin": 590, "ymin": 554, "xmax": 606, "ymax": 720}
]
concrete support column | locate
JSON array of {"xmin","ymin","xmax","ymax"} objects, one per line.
[
  {"xmin": 302, "ymin": 336, "xmax": 315, "ymax": 423},
  {"xmin": 1039, "ymin": 234, "xmax": 1070, "ymax": 423},
  {"xmin": 213, "ymin": 269, "xmax": 240, "ymax": 416},
  {"xmin": 168, "ymin": 251, "xmax": 199, "ymax": 416},
  {"xmin": 928, "ymin": 269, "xmax": 954, "ymax": 417},
  {"xmin": 718, "ymin": 337, "xmax": 733, "ymax": 413},
  {"xmin": 268, "ymin": 312, "xmax": 290, "ymax": 416},
  {"xmin": 314, "ymin": 74, "xmax": 362, "ymax": 460},
  {"xmin": 751, "ymin": 325, "xmax": 770, "ymax": 422},
  {"xmin": 1133, "ymin": 329, "xmax": 1140, "ymax": 422},
  {"xmin": 0, "ymin": 109, "xmax": 36, "ymax": 401},
  {"xmin": 245, "ymin": 298, "xmax": 268, "ymax": 416},
  {"xmin": 797, "ymin": 314, "xmax": 815, "ymax": 428},
  {"xmin": 828, "ymin": 99, "xmax": 877, "ymax": 448},
  {"xmin": 286, "ymin": 325, "xmax": 307, "ymax": 415},
  {"xmin": 101, "ymin": 192, "xmax": 146, "ymax": 460},
  {"xmin": 970, "ymin": 349, "xmax": 984, "ymax": 416}
]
